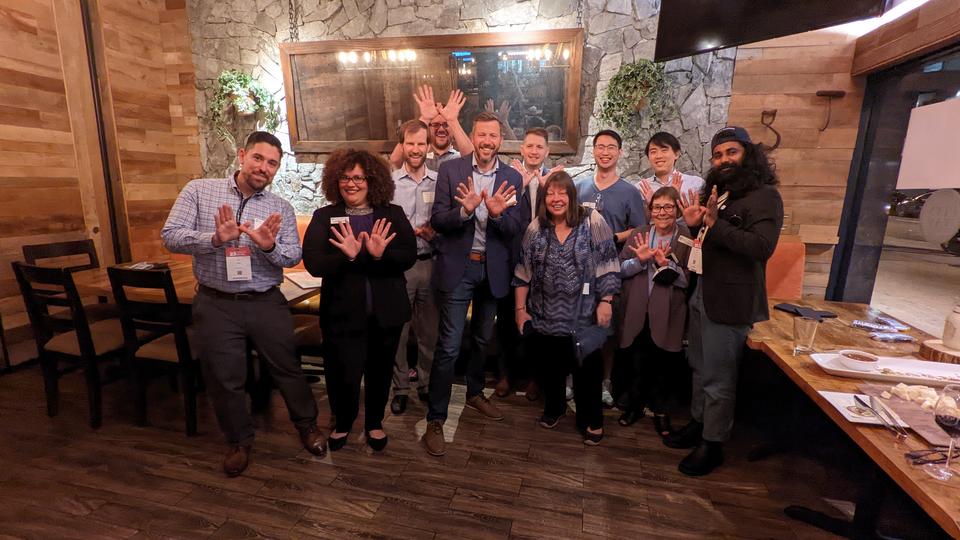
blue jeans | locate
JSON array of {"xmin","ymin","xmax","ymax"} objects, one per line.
[{"xmin": 427, "ymin": 260, "xmax": 498, "ymax": 422}]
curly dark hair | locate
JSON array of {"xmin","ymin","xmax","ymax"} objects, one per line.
[
  {"xmin": 704, "ymin": 142, "xmax": 778, "ymax": 198},
  {"xmin": 321, "ymin": 148, "xmax": 395, "ymax": 207}
]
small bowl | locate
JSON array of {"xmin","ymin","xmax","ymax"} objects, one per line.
[{"xmin": 837, "ymin": 349, "xmax": 880, "ymax": 372}]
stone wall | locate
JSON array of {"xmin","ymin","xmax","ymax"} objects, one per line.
[{"xmin": 187, "ymin": 0, "xmax": 734, "ymax": 213}]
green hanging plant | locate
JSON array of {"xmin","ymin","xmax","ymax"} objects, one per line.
[
  {"xmin": 208, "ymin": 69, "xmax": 281, "ymax": 143},
  {"xmin": 597, "ymin": 60, "xmax": 667, "ymax": 138}
]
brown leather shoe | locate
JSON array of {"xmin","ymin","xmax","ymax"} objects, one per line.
[
  {"xmin": 466, "ymin": 394, "xmax": 504, "ymax": 420},
  {"xmin": 423, "ymin": 420, "xmax": 446, "ymax": 456},
  {"xmin": 297, "ymin": 424, "xmax": 327, "ymax": 457},
  {"xmin": 525, "ymin": 381, "xmax": 541, "ymax": 401},
  {"xmin": 494, "ymin": 376, "xmax": 510, "ymax": 397},
  {"xmin": 223, "ymin": 445, "xmax": 251, "ymax": 477}
]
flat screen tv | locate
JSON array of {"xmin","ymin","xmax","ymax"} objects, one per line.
[{"xmin": 654, "ymin": 0, "xmax": 892, "ymax": 62}]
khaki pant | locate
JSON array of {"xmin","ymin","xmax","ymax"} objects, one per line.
[{"xmin": 393, "ymin": 258, "xmax": 437, "ymax": 393}]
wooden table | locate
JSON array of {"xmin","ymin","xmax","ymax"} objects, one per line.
[
  {"xmin": 748, "ymin": 299, "xmax": 960, "ymax": 538},
  {"xmin": 72, "ymin": 259, "xmax": 320, "ymax": 306}
]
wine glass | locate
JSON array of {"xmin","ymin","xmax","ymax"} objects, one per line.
[{"xmin": 926, "ymin": 384, "xmax": 960, "ymax": 481}]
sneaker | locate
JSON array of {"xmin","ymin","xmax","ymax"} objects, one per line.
[
  {"xmin": 423, "ymin": 420, "xmax": 446, "ymax": 456},
  {"xmin": 538, "ymin": 415, "xmax": 560, "ymax": 429},
  {"xmin": 408, "ymin": 368, "xmax": 419, "ymax": 383},
  {"xmin": 465, "ymin": 394, "xmax": 504, "ymax": 420},
  {"xmin": 601, "ymin": 379, "xmax": 614, "ymax": 408},
  {"xmin": 582, "ymin": 428, "xmax": 604, "ymax": 446}
]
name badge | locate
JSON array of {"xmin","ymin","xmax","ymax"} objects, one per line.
[
  {"xmin": 581, "ymin": 282, "xmax": 590, "ymax": 295},
  {"xmin": 330, "ymin": 216, "xmax": 350, "ymax": 226},
  {"xmin": 582, "ymin": 202, "xmax": 596, "ymax": 209},
  {"xmin": 225, "ymin": 246, "xmax": 252, "ymax": 281},
  {"xmin": 677, "ymin": 235, "xmax": 695, "ymax": 248},
  {"xmin": 422, "ymin": 191, "xmax": 435, "ymax": 204},
  {"xmin": 688, "ymin": 240, "xmax": 703, "ymax": 275}
]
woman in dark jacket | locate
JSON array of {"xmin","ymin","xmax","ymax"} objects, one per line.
[
  {"xmin": 302, "ymin": 149, "xmax": 416, "ymax": 452},
  {"xmin": 615, "ymin": 186, "xmax": 691, "ymax": 436}
]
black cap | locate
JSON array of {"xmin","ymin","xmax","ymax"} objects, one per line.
[{"xmin": 711, "ymin": 126, "xmax": 752, "ymax": 151}]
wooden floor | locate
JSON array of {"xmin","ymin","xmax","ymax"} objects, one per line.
[{"xmin": 0, "ymin": 365, "xmax": 847, "ymax": 539}]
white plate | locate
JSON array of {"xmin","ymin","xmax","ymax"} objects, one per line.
[
  {"xmin": 811, "ymin": 353, "xmax": 960, "ymax": 386},
  {"xmin": 818, "ymin": 391, "xmax": 909, "ymax": 427}
]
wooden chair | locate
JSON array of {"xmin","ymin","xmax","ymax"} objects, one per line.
[
  {"xmin": 107, "ymin": 266, "xmax": 200, "ymax": 436},
  {"xmin": 21, "ymin": 239, "xmax": 117, "ymax": 322},
  {"xmin": 12, "ymin": 261, "xmax": 129, "ymax": 428},
  {"xmin": 292, "ymin": 313, "xmax": 324, "ymax": 377}
]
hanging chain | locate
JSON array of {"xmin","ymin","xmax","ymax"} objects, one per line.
[
  {"xmin": 576, "ymin": 0, "xmax": 583, "ymax": 27},
  {"xmin": 287, "ymin": 0, "xmax": 300, "ymax": 42}
]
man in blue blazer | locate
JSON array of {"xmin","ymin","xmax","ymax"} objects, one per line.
[{"xmin": 423, "ymin": 111, "xmax": 529, "ymax": 456}]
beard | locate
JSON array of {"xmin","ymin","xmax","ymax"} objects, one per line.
[{"xmin": 705, "ymin": 162, "xmax": 758, "ymax": 198}]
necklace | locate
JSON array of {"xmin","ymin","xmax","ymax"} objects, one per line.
[{"xmin": 345, "ymin": 206, "xmax": 373, "ymax": 216}]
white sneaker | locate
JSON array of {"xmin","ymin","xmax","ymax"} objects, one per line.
[
  {"xmin": 565, "ymin": 374, "xmax": 574, "ymax": 400},
  {"xmin": 601, "ymin": 379, "xmax": 614, "ymax": 408}
]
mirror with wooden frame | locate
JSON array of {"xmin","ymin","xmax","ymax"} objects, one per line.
[{"xmin": 279, "ymin": 29, "xmax": 584, "ymax": 156}]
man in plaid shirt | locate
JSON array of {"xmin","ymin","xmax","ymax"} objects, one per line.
[{"xmin": 161, "ymin": 131, "xmax": 325, "ymax": 477}]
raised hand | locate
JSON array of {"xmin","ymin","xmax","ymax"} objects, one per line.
[
  {"xmin": 484, "ymin": 98, "xmax": 495, "ymax": 113},
  {"xmin": 497, "ymin": 100, "xmax": 511, "ymax": 121},
  {"xmin": 414, "ymin": 85, "xmax": 439, "ymax": 121},
  {"xmin": 704, "ymin": 185, "xmax": 719, "ymax": 227},
  {"xmin": 653, "ymin": 242, "xmax": 672, "ymax": 267},
  {"xmin": 680, "ymin": 188, "xmax": 706, "ymax": 227},
  {"xmin": 439, "ymin": 88, "xmax": 466, "ymax": 122},
  {"xmin": 484, "ymin": 181, "xmax": 518, "ymax": 218},
  {"xmin": 670, "ymin": 170, "xmax": 684, "ymax": 191},
  {"xmin": 213, "ymin": 204, "xmax": 242, "ymax": 246},
  {"xmin": 511, "ymin": 159, "xmax": 537, "ymax": 189},
  {"xmin": 639, "ymin": 179, "xmax": 653, "ymax": 201},
  {"xmin": 455, "ymin": 177, "xmax": 484, "ymax": 215},
  {"xmin": 629, "ymin": 231, "xmax": 656, "ymax": 262},
  {"xmin": 364, "ymin": 218, "xmax": 397, "ymax": 259},
  {"xmin": 239, "ymin": 213, "xmax": 280, "ymax": 250},
  {"xmin": 329, "ymin": 221, "xmax": 363, "ymax": 260}
]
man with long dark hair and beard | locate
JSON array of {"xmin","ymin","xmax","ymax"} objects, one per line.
[{"xmin": 664, "ymin": 126, "xmax": 784, "ymax": 476}]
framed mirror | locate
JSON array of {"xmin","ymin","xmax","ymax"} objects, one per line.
[{"xmin": 279, "ymin": 29, "xmax": 584, "ymax": 155}]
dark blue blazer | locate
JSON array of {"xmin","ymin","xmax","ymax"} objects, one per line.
[{"xmin": 430, "ymin": 153, "xmax": 529, "ymax": 298}]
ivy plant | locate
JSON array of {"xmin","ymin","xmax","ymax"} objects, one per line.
[
  {"xmin": 209, "ymin": 69, "xmax": 281, "ymax": 143},
  {"xmin": 597, "ymin": 60, "xmax": 667, "ymax": 138}
]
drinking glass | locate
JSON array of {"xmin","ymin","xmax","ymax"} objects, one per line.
[
  {"xmin": 792, "ymin": 316, "xmax": 819, "ymax": 355},
  {"xmin": 926, "ymin": 384, "xmax": 960, "ymax": 481}
]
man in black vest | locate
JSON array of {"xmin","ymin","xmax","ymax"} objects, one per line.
[{"xmin": 665, "ymin": 126, "xmax": 783, "ymax": 476}]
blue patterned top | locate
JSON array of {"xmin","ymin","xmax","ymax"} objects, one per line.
[{"xmin": 513, "ymin": 209, "xmax": 621, "ymax": 336}]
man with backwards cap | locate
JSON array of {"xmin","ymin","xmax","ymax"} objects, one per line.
[{"xmin": 663, "ymin": 126, "xmax": 783, "ymax": 476}]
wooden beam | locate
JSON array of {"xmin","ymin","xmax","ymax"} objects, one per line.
[{"xmin": 853, "ymin": 0, "xmax": 960, "ymax": 75}]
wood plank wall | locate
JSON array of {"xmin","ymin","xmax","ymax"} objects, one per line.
[
  {"xmin": 854, "ymin": 0, "xmax": 960, "ymax": 76},
  {"xmin": 0, "ymin": 0, "xmax": 111, "ymax": 358},
  {"xmin": 93, "ymin": 0, "xmax": 201, "ymax": 262},
  {"xmin": 727, "ymin": 29, "xmax": 866, "ymax": 298}
]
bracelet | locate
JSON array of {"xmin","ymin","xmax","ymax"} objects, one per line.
[
  {"xmin": 599, "ymin": 299, "xmax": 613, "ymax": 305},
  {"xmin": 515, "ymin": 306, "xmax": 526, "ymax": 312}
]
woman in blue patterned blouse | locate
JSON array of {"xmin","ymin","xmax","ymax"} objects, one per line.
[{"xmin": 513, "ymin": 171, "xmax": 621, "ymax": 445}]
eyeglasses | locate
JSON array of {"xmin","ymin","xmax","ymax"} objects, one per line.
[
  {"xmin": 594, "ymin": 144, "xmax": 619, "ymax": 152},
  {"xmin": 339, "ymin": 175, "xmax": 368, "ymax": 185},
  {"xmin": 906, "ymin": 447, "xmax": 960, "ymax": 465},
  {"xmin": 429, "ymin": 122, "xmax": 449, "ymax": 129},
  {"xmin": 651, "ymin": 204, "xmax": 676, "ymax": 213}
]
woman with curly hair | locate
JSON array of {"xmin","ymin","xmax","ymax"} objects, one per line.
[{"xmin": 302, "ymin": 148, "xmax": 416, "ymax": 452}]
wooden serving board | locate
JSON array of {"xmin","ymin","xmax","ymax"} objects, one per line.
[
  {"xmin": 860, "ymin": 383, "xmax": 950, "ymax": 447},
  {"xmin": 920, "ymin": 339, "xmax": 960, "ymax": 365}
]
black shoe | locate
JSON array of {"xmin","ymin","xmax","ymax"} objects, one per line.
[
  {"xmin": 417, "ymin": 391, "xmax": 429, "ymax": 403},
  {"xmin": 652, "ymin": 413, "xmax": 673, "ymax": 438},
  {"xmin": 618, "ymin": 409, "xmax": 643, "ymax": 427},
  {"xmin": 365, "ymin": 431, "xmax": 388, "ymax": 452},
  {"xmin": 390, "ymin": 394, "xmax": 408, "ymax": 415},
  {"xmin": 582, "ymin": 428, "xmax": 604, "ymax": 446},
  {"xmin": 538, "ymin": 415, "xmax": 560, "ymax": 429},
  {"xmin": 663, "ymin": 419, "xmax": 703, "ymax": 449},
  {"xmin": 328, "ymin": 432, "xmax": 349, "ymax": 452},
  {"xmin": 678, "ymin": 440, "xmax": 723, "ymax": 476}
]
